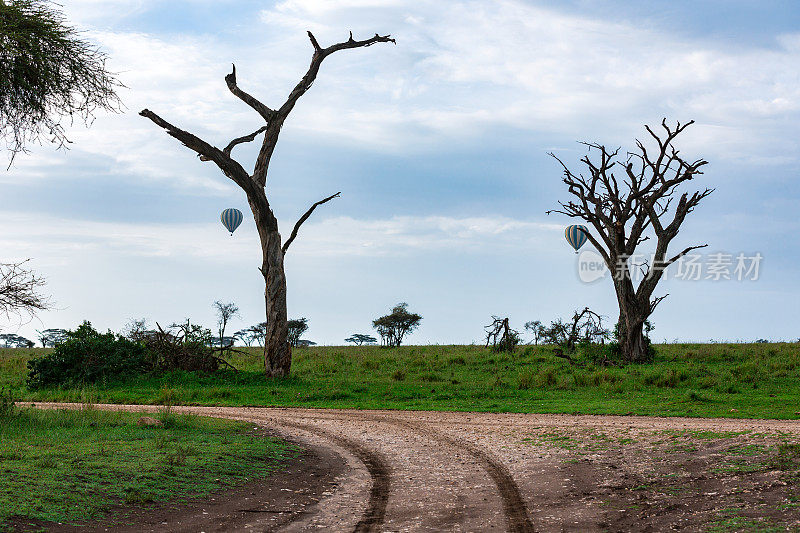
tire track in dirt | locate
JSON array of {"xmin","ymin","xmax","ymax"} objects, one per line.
[
  {"xmin": 259, "ymin": 418, "xmax": 391, "ymax": 533},
  {"xmin": 354, "ymin": 413, "xmax": 536, "ymax": 533},
  {"xmin": 30, "ymin": 404, "xmax": 390, "ymax": 532},
  {"xmin": 189, "ymin": 407, "xmax": 533, "ymax": 531}
]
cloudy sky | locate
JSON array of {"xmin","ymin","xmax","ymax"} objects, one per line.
[{"xmin": 3, "ymin": 0, "xmax": 799, "ymax": 345}]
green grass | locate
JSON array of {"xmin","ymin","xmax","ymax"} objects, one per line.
[
  {"xmin": 0, "ymin": 401, "xmax": 294, "ymax": 529},
  {"xmin": 2, "ymin": 342, "xmax": 800, "ymax": 418},
  {"xmin": 708, "ymin": 510, "xmax": 788, "ymax": 533}
]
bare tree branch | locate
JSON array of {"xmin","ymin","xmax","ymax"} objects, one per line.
[
  {"xmin": 252, "ymin": 31, "xmax": 395, "ymax": 187},
  {"xmin": 664, "ymin": 244, "xmax": 709, "ymax": 268},
  {"xmin": 222, "ymin": 126, "xmax": 268, "ymax": 157},
  {"xmin": 282, "ymin": 192, "xmax": 341, "ymax": 254},
  {"xmin": 197, "ymin": 125, "xmax": 268, "ymax": 162},
  {"xmin": 649, "ymin": 294, "xmax": 669, "ymax": 314},
  {"xmin": 0, "ymin": 260, "xmax": 49, "ymax": 320},
  {"xmin": 139, "ymin": 109, "xmax": 258, "ymax": 196},
  {"xmin": 225, "ymin": 64, "xmax": 275, "ymax": 121}
]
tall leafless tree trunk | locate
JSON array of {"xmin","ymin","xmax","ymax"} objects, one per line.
[
  {"xmin": 548, "ymin": 120, "xmax": 713, "ymax": 363},
  {"xmin": 141, "ymin": 31, "xmax": 394, "ymax": 376}
]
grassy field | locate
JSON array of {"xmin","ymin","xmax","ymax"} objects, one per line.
[
  {"xmin": 0, "ymin": 399, "xmax": 295, "ymax": 530},
  {"xmin": 2, "ymin": 342, "xmax": 799, "ymax": 419}
]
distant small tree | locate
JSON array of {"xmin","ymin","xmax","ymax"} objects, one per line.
[
  {"xmin": 36, "ymin": 328, "xmax": 67, "ymax": 347},
  {"xmin": 287, "ymin": 318, "xmax": 308, "ymax": 348},
  {"xmin": 484, "ymin": 316, "xmax": 521, "ymax": 353},
  {"xmin": 248, "ymin": 322, "xmax": 268, "ymax": 347},
  {"xmin": 122, "ymin": 318, "xmax": 155, "ymax": 342},
  {"xmin": 345, "ymin": 334, "xmax": 377, "ymax": 346},
  {"xmin": 372, "ymin": 303, "xmax": 421, "ymax": 347},
  {"xmin": 213, "ymin": 301, "xmax": 239, "ymax": 349},
  {"xmin": 211, "ymin": 336, "xmax": 236, "ymax": 348},
  {"xmin": 524, "ymin": 320, "xmax": 545, "ymax": 345},
  {"xmin": 0, "ymin": 333, "xmax": 33, "ymax": 347},
  {"xmin": 543, "ymin": 308, "xmax": 609, "ymax": 353},
  {"xmin": 0, "ymin": 260, "xmax": 49, "ymax": 320},
  {"xmin": 233, "ymin": 328, "xmax": 254, "ymax": 346}
]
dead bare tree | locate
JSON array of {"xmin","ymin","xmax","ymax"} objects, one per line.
[
  {"xmin": 140, "ymin": 31, "xmax": 395, "ymax": 376},
  {"xmin": 0, "ymin": 260, "xmax": 49, "ymax": 320},
  {"xmin": 547, "ymin": 120, "xmax": 712, "ymax": 362},
  {"xmin": 484, "ymin": 316, "xmax": 520, "ymax": 353}
]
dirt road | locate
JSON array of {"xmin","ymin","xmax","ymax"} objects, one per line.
[{"xmin": 33, "ymin": 404, "xmax": 800, "ymax": 532}]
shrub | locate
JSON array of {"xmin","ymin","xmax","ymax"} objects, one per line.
[
  {"xmin": 27, "ymin": 322, "xmax": 149, "ymax": 389},
  {"xmin": 578, "ymin": 341, "xmax": 620, "ymax": 365},
  {"xmin": 26, "ymin": 320, "xmax": 225, "ymax": 389},
  {"xmin": 143, "ymin": 323, "xmax": 220, "ymax": 373}
]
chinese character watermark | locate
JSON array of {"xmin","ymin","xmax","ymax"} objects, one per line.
[{"xmin": 577, "ymin": 251, "xmax": 763, "ymax": 283}]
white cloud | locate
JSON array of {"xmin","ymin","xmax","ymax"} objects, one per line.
[
  {"xmin": 17, "ymin": 0, "xmax": 800, "ymax": 191},
  {"xmin": 0, "ymin": 212, "xmax": 560, "ymax": 268},
  {"xmin": 289, "ymin": 215, "xmax": 561, "ymax": 256},
  {"xmin": 259, "ymin": 0, "xmax": 800, "ymax": 160}
]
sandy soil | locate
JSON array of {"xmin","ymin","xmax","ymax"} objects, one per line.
[{"xmin": 27, "ymin": 404, "xmax": 800, "ymax": 532}]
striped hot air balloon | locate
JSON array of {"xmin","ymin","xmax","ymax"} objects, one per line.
[
  {"xmin": 220, "ymin": 208, "xmax": 243, "ymax": 235},
  {"xmin": 565, "ymin": 225, "xmax": 589, "ymax": 253}
]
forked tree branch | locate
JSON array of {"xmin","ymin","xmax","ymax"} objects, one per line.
[
  {"xmin": 139, "ymin": 109, "xmax": 259, "ymax": 197},
  {"xmin": 223, "ymin": 125, "xmax": 268, "ymax": 156},
  {"xmin": 197, "ymin": 125, "xmax": 269, "ymax": 162},
  {"xmin": 649, "ymin": 294, "xmax": 669, "ymax": 314},
  {"xmin": 282, "ymin": 192, "xmax": 341, "ymax": 254},
  {"xmin": 252, "ymin": 31, "xmax": 395, "ymax": 187}
]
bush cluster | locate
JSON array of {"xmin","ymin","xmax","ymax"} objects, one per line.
[
  {"xmin": 26, "ymin": 321, "xmax": 224, "ymax": 389},
  {"xmin": 27, "ymin": 322, "xmax": 149, "ymax": 389}
]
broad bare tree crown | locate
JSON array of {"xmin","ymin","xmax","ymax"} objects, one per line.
[{"xmin": 548, "ymin": 120, "xmax": 713, "ymax": 362}]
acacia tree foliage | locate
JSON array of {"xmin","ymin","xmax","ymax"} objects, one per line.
[
  {"xmin": 373, "ymin": 303, "xmax": 421, "ymax": 347},
  {"xmin": 0, "ymin": 333, "xmax": 33, "ymax": 347},
  {"xmin": 247, "ymin": 322, "xmax": 268, "ymax": 347},
  {"xmin": 141, "ymin": 31, "xmax": 394, "ymax": 377},
  {"xmin": 286, "ymin": 318, "xmax": 308, "ymax": 348},
  {"xmin": 548, "ymin": 120, "xmax": 712, "ymax": 363},
  {"xmin": 524, "ymin": 320, "xmax": 544, "ymax": 345},
  {"xmin": 233, "ymin": 328, "xmax": 255, "ymax": 346},
  {"xmin": 0, "ymin": 0, "xmax": 121, "ymax": 161},
  {"xmin": 36, "ymin": 327, "xmax": 67, "ymax": 347},
  {"xmin": 345, "ymin": 334, "xmax": 377, "ymax": 346},
  {"xmin": 0, "ymin": 260, "xmax": 48, "ymax": 320}
]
